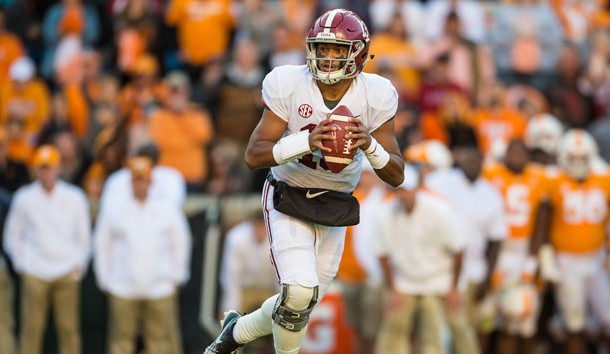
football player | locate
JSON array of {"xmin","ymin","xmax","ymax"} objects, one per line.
[
  {"xmin": 203, "ymin": 9, "xmax": 404, "ymax": 354},
  {"xmin": 541, "ymin": 129, "xmax": 610, "ymax": 354},
  {"xmin": 482, "ymin": 139, "xmax": 549, "ymax": 354},
  {"xmin": 524, "ymin": 113, "xmax": 564, "ymax": 166}
]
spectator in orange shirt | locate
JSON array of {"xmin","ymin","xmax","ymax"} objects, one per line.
[
  {"xmin": 165, "ymin": 0, "xmax": 234, "ymax": 79},
  {"xmin": 0, "ymin": 10, "xmax": 24, "ymax": 86},
  {"xmin": 148, "ymin": 71, "xmax": 214, "ymax": 191},
  {"xmin": 0, "ymin": 126, "xmax": 30, "ymax": 195},
  {"xmin": 420, "ymin": 91, "xmax": 477, "ymax": 148},
  {"xmin": 364, "ymin": 11, "xmax": 421, "ymax": 103},
  {"xmin": 0, "ymin": 57, "xmax": 50, "ymax": 141},
  {"xmin": 472, "ymin": 81, "xmax": 527, "ymax": 159},
  {"xmin": 5, "ymin": 116, "xmax": 33, "ymax": 165}
]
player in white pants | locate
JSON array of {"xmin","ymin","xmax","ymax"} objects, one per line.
[{"xmin": 203, "ymin": 8, "xmax": 404, "ymax": 354}]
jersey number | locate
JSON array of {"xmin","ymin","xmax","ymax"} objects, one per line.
[
  {"xmin": 506, "ymin": 185, "xmax": 531, "ymax": 227},
  {"xmin": 562, "ymin": 189, "xmax": 607, "ymax": 224},
  {"xmin": 298, "ymin": 124, "xmax": 330, "ymax": 171}
]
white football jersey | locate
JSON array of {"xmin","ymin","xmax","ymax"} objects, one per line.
[{"xmin": 263, "ymin": 65, "xmax": 398, "ymax": 192}]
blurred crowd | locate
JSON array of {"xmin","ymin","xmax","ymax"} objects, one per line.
[{"xmin": 1, "ymin": 0, "xmax": 610, "ymax": 353}]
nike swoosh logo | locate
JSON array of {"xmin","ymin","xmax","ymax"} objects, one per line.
[{"xmin": 306, "ymin": 190, "xmax": 329, "ymax": 199}]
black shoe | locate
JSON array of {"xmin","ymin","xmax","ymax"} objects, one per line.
[{"xmin": 203, "ymin": 310, "xmax": 243, "ymax": 354}]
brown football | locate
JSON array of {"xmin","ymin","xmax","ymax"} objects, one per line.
[{"xmin": 322, "ymin": 105, "xmax": 359, "ymax": 173}]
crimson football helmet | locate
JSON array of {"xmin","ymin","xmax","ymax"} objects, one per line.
[{"xmin": 306, "ymin": 9, "xmax": 371, "ymax": 84}]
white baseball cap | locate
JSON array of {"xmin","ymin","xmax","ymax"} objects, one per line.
[{"xmin": 9, "ymin": 57, "xmax": 35, "ymax": 82}]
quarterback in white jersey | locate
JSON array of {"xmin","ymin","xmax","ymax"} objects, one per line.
[{"xmin": 204, "ymin": 8, "xmax": 405, "ymax": 354}]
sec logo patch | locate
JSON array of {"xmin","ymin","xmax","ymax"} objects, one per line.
[{"xmin": 298, "ymin": 104, "xmax": 313, "ymax": 118}]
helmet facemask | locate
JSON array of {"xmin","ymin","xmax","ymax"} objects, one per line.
[
  {"xmin": 557, "ymin": 129, "xmax": 598, "ymax": 180},
  {"xmin": 561, "ymin": 153, "xmax": 591, "ymax": 180},
  {"xmin": 306, "ymin": 39, "xmax": 368, "ymax": 85}
]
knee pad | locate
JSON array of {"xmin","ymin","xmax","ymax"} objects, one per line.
[{"xmin": 272, "ymin": 284, "xmax": 318, "ymax": 332}]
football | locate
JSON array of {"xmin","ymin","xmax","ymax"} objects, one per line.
[{"xmin": 322, "ymin": 105, "xmax": 359, "ymax": 173}]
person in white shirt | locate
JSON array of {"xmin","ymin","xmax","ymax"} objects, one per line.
[
  {"xmin": 3, "ymin": 145, "xmax": 91, "ymax": 354},
  {"xmin": 101, "ymin": 143, "xmax": 186, "ymax": 210},
  {"xmin": 426, "ymin": 146, "xmax": 508, "ymax": 354},
  {"xmin": 94, "ymin": 157, "xmax": 192, "ymax": 354},
  {"xmin": 375, "ymin": 165, "xmax": 465, "ymax": 354},
  {"xmin": 219, "ymin": 212, "xmax": 279, "ymax": 315}
]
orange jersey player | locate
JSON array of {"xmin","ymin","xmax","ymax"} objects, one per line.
[
  {"xmin": 542, "ymin": 129, "xmax": 610, "ymax": 354},
  {"xmin": 483, "ymin": 148, "xmax": 548, "ymax": 242},
  {"xmin": 482, "ymin": 139, "xmax": 548, "ymax": 351}
]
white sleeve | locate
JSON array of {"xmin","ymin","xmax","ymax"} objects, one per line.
[
  {"xmin": 93, "ymin": 210, "xmax": 112, "ymax": 292},
  {"xmin": 170, "ymin": 208, "xmax": 192, "ymax": 285},
  {"xmin": 74, "ymin": 191, "xmax": 92, "ymax": 271},
  {"xmin": 100, "ymin": 170, "xmax": 127, "ymax": 209},
  {"xmin": 373, "ymin": 210, "xmax": 395, "ymax": 257},
  {"xmin": 487, "ymin": 191, "xmax": 508, "ymax": 241},
  {"xmin": 155, "ymin": 167, "xmax": 187, "ymax": 207},
  {"xmin": 367, "ymin": 77, "xmax": 399, "ymax": 133},
  {"xmin": 3, "ymin": 191, "xmax": 26, "ymax": 272},
  {"xmin": 170, "ymin": 171, "xmax": 187, "ymax": 207},
  {"xmin": 219, "ymin": 228, "xmax": 242, "ymax": 312},
  {"xmin": 262, "ymin": 68, "xmax": 289, "ymax": 121}
]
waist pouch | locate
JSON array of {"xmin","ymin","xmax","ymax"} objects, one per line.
[{"xmin": 268, "ymin": 175, "xmax": 360, "ymax": 227}]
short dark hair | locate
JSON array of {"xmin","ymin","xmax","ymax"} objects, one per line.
[
  {"xmin": 446, "ymin": 10, "xmax": 460, "ymax": 22},
  {"xmin": 135, "ymin": 143, "xmax": 160, "ymax": 165}
]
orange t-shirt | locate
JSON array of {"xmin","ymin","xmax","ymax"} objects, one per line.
[
  {"xmin": 7, "ymin": 138, "xmax": 34, "ymax": 164},
  {"xmin": 472, "ymin": 107, "xmax": 527, "ymax": 155},
  {"xmin": 165, "ymin": 0, "xmax": 234, "ymax": 65},
  {"xmin": 483, "ymin": 164, "xmax": 547, "ymax": 240},
  {"xmin": 364, "ymin": 33, "xmax": 420, "ymax": 100},
  {"xmin": 0, "ymin": 33, "xmax": 24, "ymax": 86},
  {"xmin": 548, "ymin": 172, "xmax": 610, "ymax": 254},
  {"xmin": 148, "ymin": 107, "xmax": 214, "ymax": 183},
  {"xmin": 0, "ymin": 80, "xmax": 50, "ymax": 135}
]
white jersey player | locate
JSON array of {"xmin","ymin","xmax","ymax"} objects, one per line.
[{"xmin": 204, "ymin": 8, "xmax": 405, "ymax": 354}]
